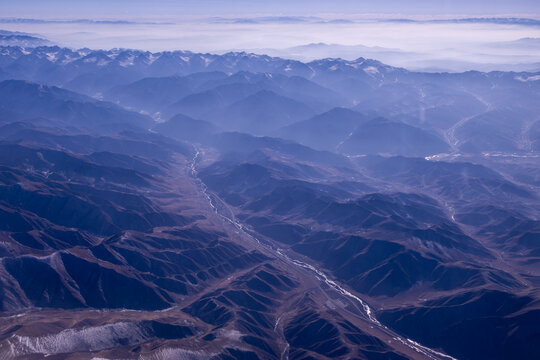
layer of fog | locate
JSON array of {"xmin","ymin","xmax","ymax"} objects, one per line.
[{"xmin": 1, "ymin": 17, "xmax": 539, "ymax": 72}]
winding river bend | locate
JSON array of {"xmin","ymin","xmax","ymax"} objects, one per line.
[{"xmin": 190, "ymin": 149, "xmax": 458, "ymax": 360}]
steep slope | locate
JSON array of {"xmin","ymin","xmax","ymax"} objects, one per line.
[
  {"xmin": 277, "ymin": 107, "xmax": 369, "ymax": 151},
  {"xmin": 210, "ymin": 90, "xmax": 315, "ymax": 134},
  {"xmin": 0, "ymin": 80, "xmax": 153, "ymax": 133},
  {"xmin": 339, "ymin": 118, "xmax": 450, "ymax": 156},
  {"xmin": 154, "ymin": 113, "xmax": 220, "ymax": 142},
  {"xmin": 105, "ymin": 72, "xmax": 228, "ymax": 113},
  {"xmin": 165, "ymin": 81, "xmax": 268, "ymax": 120}
]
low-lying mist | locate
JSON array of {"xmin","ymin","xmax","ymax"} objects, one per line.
[{"xmin": 1, "ymin": 16, "xmax": 540, "ymax": 72}]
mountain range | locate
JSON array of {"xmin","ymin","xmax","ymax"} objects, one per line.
[{"xmin": 0, "ymin": 41, "xmax": 538, "ymax": 360}]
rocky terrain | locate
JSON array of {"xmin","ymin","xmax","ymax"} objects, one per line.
[{"xmin": 0, "ymin": 42, "xmax": 538, "ymax": 359}]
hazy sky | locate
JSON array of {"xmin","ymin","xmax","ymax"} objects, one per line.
[
  {"xmin": 1, "ymin": 1, "xmax": 540, "ymax": 72},
  {"xmin": 2, "ymin": 0, "xmax": 540, "ymax": 18}
]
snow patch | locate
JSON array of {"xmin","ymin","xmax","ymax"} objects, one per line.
[
  {"xmin": 147, "ymin": 53, "xmax": 159, "ymax": 64},
  {"xmin": 216, "ymin": 328, "xmax": 243, "ymax": 341},
  {"xmin": 203, "ymin": 57, "xmax": 213, "ymax": 66},
  {"xmin": 97, "ymin": 58, "xmax": 110, "ymax": 66},
  {"xmin": 141, "ymin": 348, "xmax": 213, "ymax": 360},
  {"xmin": 119, "ymin": 54, "xmax": 135, "ymax": 67},
  {"xmin": 515, "ymin": 75, "xmax": 540, "ymax": 82},
  {"xmin": 8, "ymin": 322, "xmax": 148, "ymax": 356},
  {"xmin": 363, "ymin": 66, "xmax": 379, "ymax": 75},
  {"xmin": 45, "ymin": 52, "xmax": 57, "ymax": 62}
]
